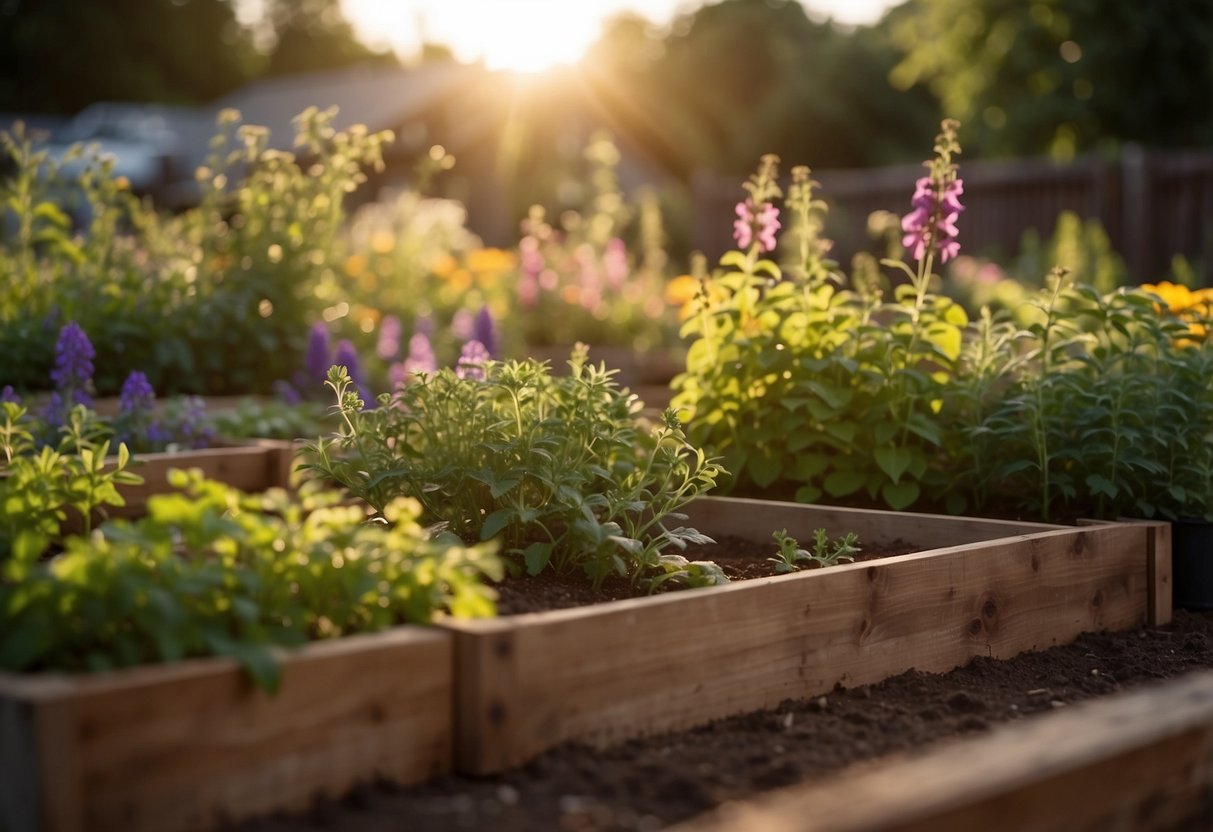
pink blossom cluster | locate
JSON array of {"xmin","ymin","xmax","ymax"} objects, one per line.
[
  {"xmin": 901, "ymin": 176, "xmax": 965, "ymax": 263},
  {"xmin": 733, "ymin": 200, "xmax": 781, "ymax": 253}
]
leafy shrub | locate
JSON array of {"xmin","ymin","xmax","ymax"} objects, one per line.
[
  {"xmin": 303, "ymin": 347, "xmax": 725, "ymax": 591},
  {"xmin": 0, "ymin": 109, "xmax": 391, "ymax": 396},
  {"xmin": 0, "ymin": 470, "xmax": 500, "ymax": 691}
]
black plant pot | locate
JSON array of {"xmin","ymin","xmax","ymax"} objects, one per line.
[{"xmin": 1172, "ymin": 517, "xmax": 1213, "ymax": 611}]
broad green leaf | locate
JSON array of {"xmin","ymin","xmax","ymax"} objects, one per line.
[
  {"xmin": 824, "ymin": 469, "xmax": 866, "ymax": 497},
  {"xmin": 881, "ymin": 481, "xmax": 920, "ymax": 510},
  {"xmin": 873, "ymin": 446, "xmax": 914, "ymax": 484}
]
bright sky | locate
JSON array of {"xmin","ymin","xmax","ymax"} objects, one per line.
[{"xmin": 341, "ymin": 0, "xmax": 897, "ymax": 72}]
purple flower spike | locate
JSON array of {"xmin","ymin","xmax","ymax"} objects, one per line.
[
  {"xmin": 473, "ymin": 306, "xmax": 498, "ymax": 358},
  {"xmin": 51, "ymin": 322, "xmax": 95, "ymax": 408},
  {"xmin": 0, "ymin": 385, "xmax": 19, "ymax": 405},
  {"xmin": 455, "ymin": 340, "xmax": 490, "ymax": 381},
  {"xmin": 451, "ymin": 309, "xmax": 474, "ymax": 341},
  {"xmin": 304, "ymin": 322, "xmax": 332, "ymax": 384},
  {"xmin": 273, "ymin": 380, "xmax": 302, "ymax": 405},
  {"xmin": 118, "ymin": 371, "xmax": 155, "ymax": 418},
  {"xmin": 901, "ymin": 176, "xmax": 965, "ymax": 263},
  {"xmin": 377, "ymin": 314, "xmax": 403, "ymax": 361}
]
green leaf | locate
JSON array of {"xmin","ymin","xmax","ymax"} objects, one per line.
[
  {"xmin": 881, "ymin": 481, "xmax": 921, "ymax": 510},
  {"xmin": 873, "ymin": 446, "xmax": 914, "ymax": 484},
  {"xmin": 490, "ymin": 476, "xmax": 521, "ymax": 499},
  {"xmin": 480, "ymin": 508, "xmax": 514, "ymax": 541},
  {"xmin": 748, "ymin": 452, "xmax": 782, "ymax": 488},
  {"xmin": 523, "ymin": 542, "xmax": 553, "ymax": 575},
  {"xmin": 1085, "ymin": 474, "xmax": 1117, "ymax": 499},
  {"xmin": 824, "ymin": 469, "xmax": 866, "ymax": 497}
]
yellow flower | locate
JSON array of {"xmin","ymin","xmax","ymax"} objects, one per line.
[
  {"xmin": 370, "ymin": 230, "xmax": 395, "ymax": 255},
  {"xmin": 432, "ymin": 254, "xmax": 457, "ymax": 278},
  {"xmin": 344, "ymin": 253, "xmax": 367, "ymax": 278},
  {"xmin": 665, "ymin": 275, "xmax": 699, "ymax": 306},
  {"xmin": 466, "ymin": 248, "xmax": 517, "ymax": 273},
  {"xmin": 1142, "ymin": 281, "xmax": 1194, "ymax": 314}
]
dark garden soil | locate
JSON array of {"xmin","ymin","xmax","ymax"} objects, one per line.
[
  {"xmin": 493, "ymin": 535, "xmax": 919, "ymax": 615},
  {"xmin": 235, "ymin": 606, "xmax": 1213, "ymax": 831}
]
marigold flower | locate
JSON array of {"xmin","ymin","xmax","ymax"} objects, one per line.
[{"xmin": 665, "ymin": 275, "xmax": 699, "ymax": 306}]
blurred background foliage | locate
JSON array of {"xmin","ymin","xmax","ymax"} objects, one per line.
[{"xmin": 3, "ymin": 0, "xmax": 1210, "ymax": 170}]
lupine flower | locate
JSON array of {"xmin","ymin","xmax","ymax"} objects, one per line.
[
  {"xmin": 273, "ymin": 380, "xmax": 303, "ymax": 405},
  {"xmin": 51, "ymin": 321, "xmax": 95, "ymax": 408},
  {"xmin": 901, "ymin": 176, "xmax": 965, "ymax": 262},
  {"xmin": 390, "ymin": 332, "xmax": 438, "ymax": 388},
  {"xmin": 116, "ymin": 371, "xmax": 158, "ymax": 448},
  {"xmin": 174, "ymin": 396, "xmax": 212, "ymax": 449},
  {"xmin": 118, "ymin": 371, "xmax": 155, "ymax": 416},
  {"xmin": 455, "ymin": 339, "xmax": 490, "ymax": 381},
  {"xmin": 451, "ymin": 309, "xmax": 474, "ymax": 342},
  {"xmin": 377, "ymin": 315, "xmax": 403, "ymax": 361},
  {"xmin": 334, "ymin": 339, "xmax": 374, "ymax": 407},
  {"xmin": 473, "ymin": 306, "xmax": 498, "ymax": 358},
  {"xmin": 0, "ymin": 386, "xmax": 19, "ymax": 404},
  {"xmin": 304, "ymin": 322, "xmax": 332, "ymax": 385},
  {"xmin": 733, "ymin": 200, "xmax": 782, "ymax": 253},
  {"xmin": 414, "ymin": 312, "xmax": 434, "ymax": 337}
]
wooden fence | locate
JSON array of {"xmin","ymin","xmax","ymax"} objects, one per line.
[{"xmin": 691, "ymin": 147, "xmax": 1213, "ymax": 282}]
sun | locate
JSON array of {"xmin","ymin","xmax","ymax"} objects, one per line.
[{"xmin": 342, "ymin": 0, "xmax": 614, "ymax": 73}]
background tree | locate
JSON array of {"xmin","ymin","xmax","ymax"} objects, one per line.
[
  {"xmin": 259, "ymin": 0, "xmax": 397, "ymax": 78},
  {"xmin": 0, "ymin": 0, "xmax": 258, "ymax": 113},
  {"xmin": 889, "ymin": 0, "xmax": 1213, "ymax": 158}
]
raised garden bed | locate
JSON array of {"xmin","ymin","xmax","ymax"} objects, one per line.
[
  {"xmin": 444, "ymin": 496, "xmax": 1170, "ymax": 774},
  {"xmin": 111, "ymin": 440, "xmax": 296, "ymax": 518},
  {"xmin": 0, "ymin": 628, "xmax": 453, "ymax": 832},
  {"xmin": 679, "ymin": 668, "xmax": 1213, "ymax": 832}
]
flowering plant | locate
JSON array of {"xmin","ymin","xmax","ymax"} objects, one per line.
[
  {"xmin": 303, "ymin": 346, "xmax": 725, "ymax": 592},
  {"xmin": 673, "ymin": 122, "xmax": 970, "ymax": 510}
]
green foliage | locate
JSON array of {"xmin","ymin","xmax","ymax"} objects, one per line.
[
  {"xmin": 890, "ymin": 0, "xmax": 1213, "ymax": 157},
  {"xmin": 0, "ymin": 402, "xmax": 143, "ymax": 555},
  {"xmin": 673, "ymin": 153, "xmax": 968, "ymax": 511},
  {"xmin": 302, "ymin": 350, "xmax": 725, "ymax": 591},
  {"xmin": 768, "ymin": 528, "xmax": 860, "ymax": 573},
  {"xmin": 0, "ymin": 471, "xmax": 499, "ymax": 691},
  {"xmin": 0, "ymin": 109, "xmax": 391, "ymax": 396},
  {"xmin": 208, "ymin": 398, "xmax": 328, "ymax": 441}
]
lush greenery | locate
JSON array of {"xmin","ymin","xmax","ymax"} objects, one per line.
[
  {"xmin": 0, "ymin": 400, "xmax": 500, "ymax": 689},
  {"xmin": 674, "ymin": 121, "xmax": 1213, "ymax": 522},
  {"xmin": 304, "ymin": 348, "xmax": 725, "ymax": 591},
  {"xmin": 0, "ymin": 110, "xmax": 390, "ymax": 396}
]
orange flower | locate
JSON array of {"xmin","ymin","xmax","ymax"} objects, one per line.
[
  {"xmin": 432, "ymin": 254, "xmax": 457, "ymax": 278},
  {"xmin": 370, "ymin": 231, "xmax": 396, "ymax": 255},
  {"xmin": 344, "ymin": 253, "xmax": 367, "ymax": 278},
  {"xmin": 665, "ymin": 275, "xmax": 699, "ymax": 306},
  {"xmin": 466, "ymin": 247, "xmax": 517, "ymax": 273}
]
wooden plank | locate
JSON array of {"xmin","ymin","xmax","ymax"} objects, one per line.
[
  {"xmin": 1149, "ymin": 521, "xmax": 1174, "ymax": 626},
  {"xmin": 447, "ymin": 508, "xmax": 1149, "ymax": 774},
  {"xmin": 0, "ymin": 627, "xmax": 453, "ymax": 832},
  {"xmin": 680, "ymin": 496, "xmax": 1063, "ymax": 551},
  {"xmin": 674, "ymin": 670, "xmax": 1213, "ymax": 832}
]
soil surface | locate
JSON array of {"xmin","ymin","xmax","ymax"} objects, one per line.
[
  {"xmin": 493, "ymin": 535, "xmax": 919, "ymax": 615},
  {"xmin": 236, "ymin": 611, "xmax": 1213, "ymax": 832}
]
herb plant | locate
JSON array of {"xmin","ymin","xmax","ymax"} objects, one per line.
[
  {"xmin": 0, "ymin": 470, "xmax": 500, "ymax": 691},
  {"xmin": 303, "ymin": 346, "xmax": 725, "ymax": 591},
  {"xmin": 768, "ymin": 528, "xmax": 860, "ymax": 573}
]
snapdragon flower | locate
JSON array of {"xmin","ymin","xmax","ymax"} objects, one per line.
[
  {"xmin": 733, "ymin": 200, "xmax": 782, "ymax": 253},
  {"xmin": 901, "ymin": 176, "xmax": 965, "ymax": 263}
]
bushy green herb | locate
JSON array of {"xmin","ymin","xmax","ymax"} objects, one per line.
[
  {"xmin": 0, "ymin": 470, "xmax": 500, "ymax": 691},
  {"xmin": 303, "ymin": 347, "xmax": 725, "ymax": 591},
  {"xmin": 0, "ymin": 401, "xmax": 142, "ymax": 557},
  {"xmin": 768, "ymin": 528, "xmax": 860, "ymax": 573}
]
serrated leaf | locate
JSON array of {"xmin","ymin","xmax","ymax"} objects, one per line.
[{"xmin": 480, "ymin": 508, "xmax": 513, "ymax": 541}]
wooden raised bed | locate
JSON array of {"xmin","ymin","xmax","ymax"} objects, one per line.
[
  {"xmin": 111, "ymin": 440, "xmax": 296, "ymax": 518},
  {"xmin": 444, "ymin": 496, "xmax": 1171, "ymax": 775},
  {"xmin": 675, "ymin": 669, "xmax": 1213, "ymax": 832},
  {"xmin": 0, "ymin": 628, "xmax": 453, "ymax": 832}
]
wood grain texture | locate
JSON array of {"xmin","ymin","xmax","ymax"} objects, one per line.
[
  {"xmin": 0, "ymin": 627, "xmax": 453, "ymax": 832},
  {"xmin": 675, "ymin": 670, "xmax": 1213, "ymax": 832},
  {"xmin": 447, "ymin": 499, "xmax": 1150, "ymax": 774},
  {"xmin": 117, "ymin": 443, "xmax": 293, "ymax": 512}
]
